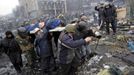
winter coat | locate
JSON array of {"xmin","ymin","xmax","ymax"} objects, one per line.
[
  {"xmin": 57, "ymin": 32, "xmax": 86, "ymax": 64},
  {"xmin": 34, "ymin": 27, "xmax": 53, "ymax": 58},
  {"xmin": 95, "ymin": 6, "xmax": 105, "ymax": 19},
  {"xmin": 0, "ymin": 38, "xmax": 23, "ymax": 72},
  {"xmin": 0, "ymin": 38, "xmax": 22, "ymax": 55},
  {"xmin": 104, "ymin": 5, "xmax": 117, "ymax": 22},
  {"xmin": 16, "ymin": 35, "xmax": 33, "ymax": 52}
]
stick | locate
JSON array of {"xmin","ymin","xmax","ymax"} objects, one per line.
[
  {"xmin": 95, "ymin": 39, "xmax": 100, "ymax": 50},
  {"xmin": 99, "ymin": 20, "xmax": 103, "ymax": 30}
]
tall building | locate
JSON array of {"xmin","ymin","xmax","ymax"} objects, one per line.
[
  {"xmin": 18, "ymin": 0, "xmax": 39, "ymax": 19},
  {"xmin": 66, "ymin": 0, "xmax": 81, "ymax": 14},
  {"xmin": 66, "ymin": 0, "xmax": 97, "ymax": 15},
  {"xmin": 38, "ymin": 0, "xmax": 66, "ymax": 16}
]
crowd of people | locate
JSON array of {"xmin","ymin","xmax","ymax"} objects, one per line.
[
  {"xmin": 95, "ymin": 2, "xmax": 117, "ymax": 35},
  {"xmin": 0, "ymin": 2, "xmax": 117, "ymax": 75}
]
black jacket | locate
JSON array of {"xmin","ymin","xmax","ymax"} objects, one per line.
[
  {"xmin": 0, "ymin": 38, "xmax": 22, "ymax": 55},
  {"xmin": 104, "ymin": 5, "xmax": 117, "ymax": 22},
  {"xmin": 95, "ymin": 6, "xmax": 105, "ymax": 19}
]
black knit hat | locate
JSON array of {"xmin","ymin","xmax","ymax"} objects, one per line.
[
  {"xmin": 76, "ymin": 21, "xmax": 87, "ymax": 32},
  {"xmin": 5, "ymin": 31, "xmax": 12, "ymax": 35},
  {"xmin": 5, "ymin": 31, "xmax": 14, "ymax": 38}
]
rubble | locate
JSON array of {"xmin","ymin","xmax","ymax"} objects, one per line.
[
  {"xmin": 87, "ymin": 55, "xmax": 103, "ymax": 66},
  {"xmin": 0, "ymin": 27, "xmax": 134, "ymax": 75},
  {"xmin": 77, "ymin": 31, "xmax": 134, "ymax": 75},
  {"xmin": 105, "ymin": 53, "xmax": 112, "ymax": 58},
  {"xmin": 0, "ymin": 62, "xmax": 16, "ymax": 75},
  {"xmin": 77, "ymin": 55, "xmax": 103, "ymax": 75},
  {"xmin": 127, "ymin": 30, "xmax": 134, "ymax": 34},
  {"xmin": 0, "ymin": 55, "xmax": 17, "ymax": 75}
]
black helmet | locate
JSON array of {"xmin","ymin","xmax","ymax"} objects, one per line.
[{"xmin": 76, "ymin": 21, "xmax": 88, "ymax": 32}]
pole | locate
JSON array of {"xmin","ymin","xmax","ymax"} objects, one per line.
[
  {"xmin": 64, "ymin": 0, "xmax": 67, "ymax": 13},
  {"xmin": 54, "ymin": 1, "xmax": 57, "ymax": 16},
  {"xmin": 99, "ymin": 20, "xmax": 103, "ymax": 30},
  {"xmin": 95, "ymin": 39, "xmax": 100, "ymax": 50}
]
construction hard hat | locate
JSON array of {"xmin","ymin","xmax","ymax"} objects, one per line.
[
  {"xmin": 81, "ymin": 16, "xmax": 88, "ymax": 21},
  {"xmin": 77, "ymin": 21, "xmax": 87, "ymax": 32},
  {"xmin": 65, "ymin": 24, "xmax": 76, "ymax": 33}
]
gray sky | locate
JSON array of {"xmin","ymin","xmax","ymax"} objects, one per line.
[{"xmin": 0, "ymin": 0, "xmax": 19, "ymax": 16}]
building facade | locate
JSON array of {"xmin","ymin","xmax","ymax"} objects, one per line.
[
  {"xmin": 66, "ymin": 0, "xmax": 100, "ymax": 15},
  {"xmin": 18, "ymin": 0, "xmax": 39, "ymax": 19},
  {"xmin": 38, "ymin": 0, "xmax": 66, "ymax": 16}
]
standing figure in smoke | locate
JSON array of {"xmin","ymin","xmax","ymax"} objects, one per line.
[
  {"xmin": 95, "ymin": 3, "xmax": 105, "ymax": 29},
  {"xmin": 0, "ymin": 31, "xmax": 23, "ymax": 74},
  {"xmin": 104, "ymin": 3, "xmax": 117, "ymax": 35}
]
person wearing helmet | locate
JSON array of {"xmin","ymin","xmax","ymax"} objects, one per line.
[
  {"xmin": 95, "ymin": 3, "xmax": 105, "ymax": 29},
  {"xmin": 17, "ymin": 27, "xmax": 36, "ymax": 67},
  {"xmin": 57, "ymin": 14, "xmax": 66, "ymax": 25},
  {"xmin": 80, "ymin": 13, "xmax": 85, "ymax": 18},
  {"xmin": 70, "ymin": 18, "xmax": 79, "ymax": 24},
  {"xmin": 104, "ymin": 2, "xmax": 117, "ymax": 35},
  {"xmin": 80, "ymin": 16, "xmax": 88, "ymax": 22},
  {"xmin": 73, "ymin": 21, "xmax": 97, "ymax": 65},
  {"xmin": 57, "ymin": 24, "xmax": 92, "ymax": 75}
]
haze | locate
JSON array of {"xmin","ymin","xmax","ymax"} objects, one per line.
[{"xmin": 0, "ymin": 0, "xmax": 19, "ymax": 16}]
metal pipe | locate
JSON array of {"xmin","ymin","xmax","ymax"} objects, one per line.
[{"xmin": 95, "ymin": 39, "xmax": 100, "ymax": 50}]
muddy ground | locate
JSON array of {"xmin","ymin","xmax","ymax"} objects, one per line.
[{"xmin": 0, "ymin": 30, "xmax": 134, "ymax": 75}]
